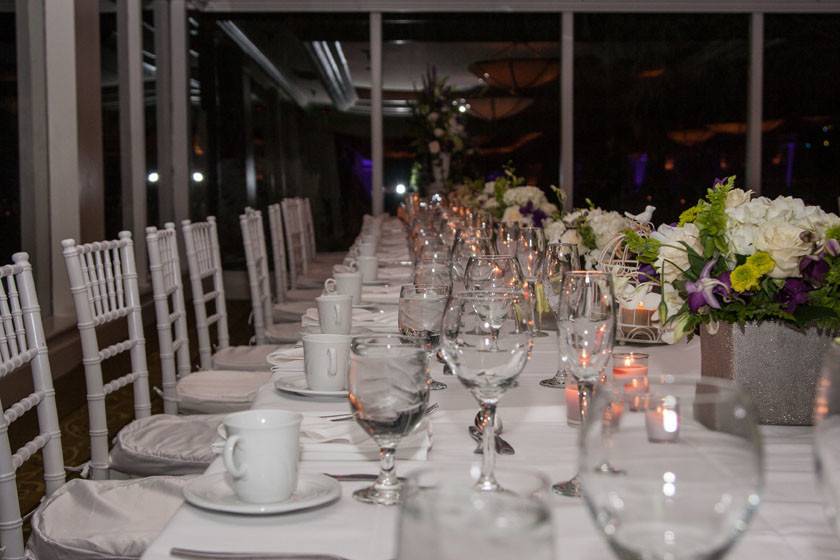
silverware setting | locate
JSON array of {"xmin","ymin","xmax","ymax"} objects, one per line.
[
  {"xmin": 327, "ymin": 402, "xmax": 439, "ymax": 422},
  {"xmin": 170, "ymin": 548, "xmax": 351, "ymax": 560},
  {"xmin": 324, "ymin": 473, "xmax": 405, "ymax": 482},
  {"xmin": 469, "ymin": 410, "xmax": 515, "ymax": 455}
]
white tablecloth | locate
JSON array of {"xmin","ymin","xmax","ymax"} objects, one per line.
[{"xmin": 142, "ymin": 225, "xmax": 840, "ymax": 560}]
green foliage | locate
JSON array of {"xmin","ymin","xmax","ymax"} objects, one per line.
[
  {"xmin": 826, "ymin": 224, "xmax": 840, "ymax": 241},
  {"xmin": 623, "ymin": 229, "xmax": 661, "ymax": 264},
  {"xmin": 579, "ymin": 222, "xmax": 597, "ymax": 251},
  {"xmin": 693, "ymin": 176, "xmax": 735, "ymax": 258},
  {"xmin": 678, "ymin": 205, "xmax": 701, "ymax": 226}
]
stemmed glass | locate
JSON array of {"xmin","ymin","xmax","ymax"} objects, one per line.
[
  {"xmin": 414, "ymin": 256, "xmax": 452, "ymax": 287},
  {"xmin": 348, "ymin": 335, "xmax": 431, "ymax": 505},
  {"xmin": 580, "ymin": 376, "xmax": 763, "ymax": 560},
  {"xmin": 814, "ymin": 338, "xmax": 840, "ymax": 538},
  {"xmin": 540, "ymin": 242, "xmax": 582, "ymax": 388},
  {"xmin": 441, "ymin": 290, "xmax": 534, "ymax": 491},
  {"xmin": 553, "ymin": 270, "xmax": 616, "ymax": 496},
  {"xmin": 449, "ymin": 231, "xmax": 493, "ymax": 290},
  {"xmin": 398, "ymin": 285, "xmax": 451, "ymax": 391},
  {"xmin": 463, "ymin": 255, "xmax": 525, "ymax": 292},
  {"xmin": 495, "ymin": 222, "xmax": 520, "ymax": 257},
  {"xmin": 516, "ymin": 227, "xmax": 548, "ymax": 337}
]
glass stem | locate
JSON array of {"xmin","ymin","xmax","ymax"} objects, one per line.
[
  {"xmin": 578, "ymin": 381, "xmax": 594, "ymax": 424},
  {"xmin": 376, "ymin": 445, "xmax": 399, "ymax": 488},
  {"xmin": 477, "ymin": 402, "xmax": 499, "ymax": 491},
  {"xmin": 528, "ymin": 279, "xmax": 541, "ymax": 332}
]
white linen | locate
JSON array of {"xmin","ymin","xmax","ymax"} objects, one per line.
[
  {"xmin": 301, "ymin": 307, "xmax": 398, "ymax": 332},
  {"xmin": 176, "ymin": 370, "xmax": 273, "ymax": 414},
  {"xmin": 265, "ymin": 345, "xmax": 304, "ymax": 364},
  {"xmin": 376, "ymin": 267, "xmax": 412, "ymax": 281},
  {"xmin": 361, "ymin": 284, "xmax": 402, "ymax": 305},
  {"xmin": 211, "ymin": 345, "xmax": 279, "ymax": 371},
  {"xmin": 142, "ymin": 217, "xmax": 839, "ymax": 560}
]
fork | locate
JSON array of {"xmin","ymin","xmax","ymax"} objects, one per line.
[
  {"xmin": 170, "ymin": 548, "xmax": 350, "ymax": 560},
  {"xmin": 329, "ymin": 402, "xmax": 439, "ymax": 422}
]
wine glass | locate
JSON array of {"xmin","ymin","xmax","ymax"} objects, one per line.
[
  {"xmin": 540, "ymin": 242, "xmax": 582, "ymax": 388},
  {"xmin": 814, "ymin": 338, "xmax": 840, "ymax": 538},
  {"xmin": 414, "ymin": 256, "xmax": 452, "ymax": 287},
  {"xmin": 349, "ymin": 335, "xmax": 431, "ymax": 505},
  {"xmin": 580, "ymin": 376, "xmax": 763, "ymax": 560},
  {"xmin": 449, "ymin": 231, "xmax": 493, "ymax": 291},
  {"xmin": 553, "ymin": 270, "xmax": 616, "ymax": 496},
  {"xmin": 398, "ymin": 285, "xmax": 451, "ymax": 391},
  {"xmin": 397, "ymin": 466, "xmax": 555, "ymax": 560},
  {"xmin": 441, "ymin": 290, "xmax": 534, "ymax": 491},
  {"xmin": 495, "ymin": 222, "xmax": 520, "ymax": 257},
  {"xmin": 515, "ymin": 227, "xmax": 548, "ymax": 337},
  {"xmin": 463, "ymin": 255, "xmax": 526, "ymax": 292}
]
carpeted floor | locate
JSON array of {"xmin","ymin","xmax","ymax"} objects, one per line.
[{"xmin": 10, "ymin": 299, "xmax": 254, "ymax": 526}]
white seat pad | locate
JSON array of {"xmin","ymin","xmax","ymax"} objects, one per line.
[
  {"xmin": 265, "ymin": 322, "xmax": 302, "ymax": 345},
  {"xmin": 176, "ymin": 370, "xmax": 272, "ymax": 414},
  {"xmin": 211, "ymin": 345, "xmax": 278, "ymax": 371},
  {"xmin": 273, "ymin": 299, "xmax": 315, "ymax": 323},
  {"xmin": 284, "ymin": 287, "xmax": 324, "ymax": 301},
  {"xmin": 110, "ymin": 414, "xmax": 223, "ymax": 476},
  {"xmin": 29, "ymin": 476, "xmax": 192, "ymax": 560}
]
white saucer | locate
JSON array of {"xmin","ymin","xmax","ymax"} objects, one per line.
[
  {"xmin": 353, "ymin": 303, "xmax": 381, "ymax": 311},
  {"xmin": 299, "ymin": 325, "xmax": 373, "ymax": 336},
  {"xmin": 362, "ymin": 279, "xmax": 390, "ymax": 286},
  {"xmin": 275, "ymin": 373, "xmax": 348, "ymax": 398},
  {"xmin": 183, "ymin": 472, "xmax": 341, "ymax": 515}
]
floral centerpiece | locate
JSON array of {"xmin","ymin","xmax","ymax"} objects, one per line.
[
  {"xmin": 545, "ymin": 202, "xmax": 636, "ymax": 268},
  {"xmin": 626, "ymin": 176, "xmax": 840, "ymax": 424},
  {"xmin": 411, "ymin": 67, "xmax": 469, "ymax": 193}
]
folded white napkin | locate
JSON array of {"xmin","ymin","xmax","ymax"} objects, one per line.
[
  {"xmin": 361, "ymin": 284, "xmax": 403, "ymax": 305},
  {"xmin": 265, "ymin": 345, "xmax": 304, "ymax": 365},
  {"xmin": 301, "ymin": 307, "xmax": 398, "ymax": 332},
  {"xmin": 378, "ymin": 267, "xmax": 413, "ymax": 281}
]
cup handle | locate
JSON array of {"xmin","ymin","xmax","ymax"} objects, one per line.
[
  {"xmin": 347, "ymin": 260, "xmax": 358, "ymax": 271},
  {"xmin": 222, "ymin": 435, "xmax": 246, "ymax": 478},
  {"xmin": 327, "ymin": 348, "xmax": 337, "ymax": 377},
  {"xmin": 324, "ymin": 278, "xmax": 336, "ymax": 294}
]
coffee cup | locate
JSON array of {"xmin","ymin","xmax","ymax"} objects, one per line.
[
  {"xmin": 358, "ymin": 241, "xmax": 376, "ymax": 257},
  {"xmin": 222, "ymin": 409, "xmax": 302, "ymax": 504},
  {"xmin": 324, "ymin": 272, "xmax": 362, "ymax": 305},
  {"xmin": 349, "ymin": 256, "xmax": 378, "ymax": 282},
  {"xmin": 316, "ymin": 294, "xmax": 352, "ymax": 334},
  {"xmin": 302, "ymin": 333, "xmax": 352, "ymax": 391}
]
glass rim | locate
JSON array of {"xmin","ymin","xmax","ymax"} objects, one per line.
[
  {"xmin": 403, "ymin": 464, "xmax": 551, "ymax": 492},
  {"xmin": 465, "ymin": 254, "xmax": 518, "ymax": 262},
  {"xmin": 450, "ymin": 289, "xmax": 527, "ymax": 301},
  {"xmin": 604, "ymin": 374, "xmax": 754, "ymax": 406},
  {"xmin": 350, "ymin": 334, "xmax": 429, "ymax": 348},
  {"xmin": 612, "ymin": 352, "xmax": 650, "ymax": 360}
]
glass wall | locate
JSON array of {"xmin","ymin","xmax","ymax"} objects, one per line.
[
  {"xmin": 574, "ymin": 14, "xmax": 749, "ymax": 224},
  {"xmin": 0, "ymin": 6, "xmax": 19, "ymax": 264},
  {"xmin": 101, "ymin": 3, "xmax": 122, "ymax": 239},
  {"xmin": 762, "ymin": 15, "xmax": 840, "ymax": 212}
]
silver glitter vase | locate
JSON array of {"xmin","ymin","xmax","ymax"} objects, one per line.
[{"xmin": 700, "ymin": 321, "xmax": 835, "ymax": 425}]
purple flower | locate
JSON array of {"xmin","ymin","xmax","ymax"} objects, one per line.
[
  {"xmin": 825, "ymin": 238, "xmax": 840, "ymax": 257},
  {"xmin": 779, "ymin": 278, "xmax": 811, "ymax": 313},
  {"xmin": 519, "ymin": 201, "xmax": 549, "ymax": 227},
  {"xmin": 685, "ymin": 259, "xmax": 727, "ymax": 313},
  {"xmin": 800, "ymin": 255, "xmax": 829, "ymax": 287},
  {"xmin": 637, "ymin": 263, "xmax": 659, "ymax": 284},
  {"xmin": 714, "ymin": 271, "xmax": 732, "ymax": 301}
]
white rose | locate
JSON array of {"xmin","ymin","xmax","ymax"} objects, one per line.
[
  {"xmin": 428, "ymin": 112, "xmax": 439, "ymax": 122},
  {"xmin": 433, "ymin": 128, "xmax": 445, "ymax": 138},
  {"xmin": 483, "ymin": 181, "xmax": 496, "ymax": 194},
  {"xmin": 725, "ymin": 188, "xmax": 752, "ymax": 209},
  {"xmin": 728, "ymin": 223, "xmax": 759, "ymax": 256},
  {"xmin": 651, "ymin": 223, "xmax": 702, "ymax": 283},
  {"xmin": 502, "ymin": 206, "xmax": 525, "ymax": 224},
  {"xmin": 727, "ymin": 197, "xmax": 769, "ymax": 227},
  {"xmin": 540, "ymin": 202, "xmax": 559, "ymax": 216},
  {"xmin": 482, "ymin": 198, "xmax": 499, "ymax": 210},
  {"xmin": 544, "ymin": 221, "xmax": 566, "ymax": 243},
  {"xmin": 428, "ymin": 141, "xmax": 440, "ymax": 155},
  {"xmin": 560, "ymin": 228, "xmax": 582, "ymax": 246},
  {"xmin": 503, "ymin": 186, "xmax": 547, "ymax": 208},
  {"xmin": 754, "ymin": 219, "xmax": 813, "ymax": 278},
  {"xmin": 588, "ymin": 210, "xmax": 631, "ymax": 250}
]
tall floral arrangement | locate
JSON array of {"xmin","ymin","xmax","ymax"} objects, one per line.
[
  {"xmin": 626, "ymin": 176, "xmax": 840, "ymax": 342},
  {"xmin": 411, "ymin": 67, "xmax": 469, "ymax": 191}
]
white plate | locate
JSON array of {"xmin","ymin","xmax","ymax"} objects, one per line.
[
  {"xmin": 362, "ymin": 279, "xmax": 390, "ymax": 286},
  {"xmin": 183, "ymin": 472, "xmax": 341, "ymax": 515},
  {"xmin": 275, "ymin": 373, "xmax": 348, "ymax": 398},
  {"xmin": 353, "ymin": 303, "xmax": 381, "ymax": 311},
  {"xmin": 299, "ymin": 325, "xmax": 373, "ymax": 336}
]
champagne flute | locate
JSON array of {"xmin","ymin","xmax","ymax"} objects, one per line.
[
  {"xmin": 398, "ymin": 284, "xmax": 451, "ymax": 391},
  {"xmin": 540, "ymin": 242, "xmax": 582, "ymax": 388},
  {"xmin": 553, "ymin": 271, "xmax": 615, "ymax": 496},
  {"xmin": 463, "ymin": 255, "xmax": 526, "ymax": 292},
  {"xmin": 515, "ymin": 227, "xmax": 548, "ymax": 337},
  {"xmin": 441, "ymin": 290, "xmax": 534, "ymax": 491},
  {"xmin": 349, "ymin": 335, "xmax": 431, "ymax": 505}
]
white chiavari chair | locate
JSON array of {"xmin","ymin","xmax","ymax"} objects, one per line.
[
  {"xmin": 267, "ymin": 203, "xmax": 323, "ymax": 307},
  {"xmin": 146, "ymin": 223, "xmax": 272, "ymax": 414},
  {"xmin": 300, "ymin": 197, "xmax": 345, "ymax": 268},
  {"xmin": 0, "ymin": 253, "xmax": 190, "ymax": 560},
  {"xmin": 240, "ymin": 209, "xmax": 304, "ymax": 344},
  {"xmin": 62, "ymin": 232, "xmax": 234, "ymax": 480},
  {"xmin": 281, "ymin": 198, "xmax": 325, "ymax": 290},
  {"xmin": 182, "ymin": 217, "xmax": 291, "ymax": 371}
]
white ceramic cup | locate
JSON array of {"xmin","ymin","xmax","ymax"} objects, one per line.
[
  {"xmin": 358, "ymin": 241, "xmax": 377, "ymax": 257},
  {"xmin": 349, "ymin": 256, "xmax": 378, "ymax": 282},
  {"xmin": 316, "ymin": 294, "xmax": 352, "ymax": 334},
  {"xmin": 222, "ymin": 409, "xmax": 302, "ymax": 504},
  {"xmin": 324, "ymin": 272, "xmax": 362, "ymax": 305},
  {"xmin": 302, "ymin": 333, "xmax": 352, "ymax": 391}
]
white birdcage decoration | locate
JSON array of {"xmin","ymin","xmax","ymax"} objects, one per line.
[{"xmin": 597, "ymin": 222, "xmax": 665, "ymax": 344}]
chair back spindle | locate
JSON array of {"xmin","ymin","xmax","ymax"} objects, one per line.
[{"xmin": 240, "ymin": 209, "xmax": 275, "ymax": 345}]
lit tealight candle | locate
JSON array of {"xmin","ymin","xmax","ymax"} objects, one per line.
[
  {"xmin": 565, "ymin": 382, "xmax": 581, "ymax": 426},
  {"xmin": 645, "ymin": 395, "xmax": 680, "ymax": 443},
  {"xmin": 612, "ymin": 352, "xmax": 649, "ymax": 379}
]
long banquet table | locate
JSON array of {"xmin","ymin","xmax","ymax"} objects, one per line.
[{"xmin": 143, "ymin": 222, "xmax": 840, "ymax": 560}]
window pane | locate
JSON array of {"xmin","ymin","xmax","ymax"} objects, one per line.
[
  {"xmin": 763, "ymin": 15, "xmax": 840, "ymax": 212},
  {"xmin": 144, "ymin": 3, "xmax": 159, "ymax": 227},
  {"xmin": 101, "ymin": 3, "xmax": 122, "ymax": 239},
  {"xmin": 0, "ymin": 7, "xmax": 19, "ymax": 264},
  {"xmin": 575, "ymin": 14, "xmax": 749, "ymax": 223}
]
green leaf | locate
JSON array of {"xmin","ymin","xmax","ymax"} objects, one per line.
[{"xmin": 793, "ymin": 305, "xmax": 839, "ymax": 325}]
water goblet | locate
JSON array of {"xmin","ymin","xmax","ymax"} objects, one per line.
[
  {"xmin": 553, "ymin": 270, "xmax": 616, "ymax": 496},
  {"xmin": 349, "ymin": 335, "xmax": 431, "ymax": 505},
  {"xmin": 495, "ymin": 222, "xmax": 520, "ymax": 257},
  {"xmin": 441, "ymin": 290, "xmax": 534, "ymax": 491},
  {"xmin": 449, "ymin": 231, "xmax": 493, "ymax": 291},
  {"xmin": 540, "ymin": 242, "xmax": 581, "ymax": 388},
  {"xmin": 516, "ymin": 226, "xmax": 548, "ymax": 337},
  {"xmin": 463, "ymin": 254, "xmax": 526, "ymax": 292},
  {"xmin": 398, "ymin": 284, "xmax": 451, "ymax": 391},
  {"xmin": 414, "ymin": 256, "xmax": 452, "ymax": 287},
  {"xmin": 397, "ymin": 466, "xmax": 555, "ymax": 560},
  {"xmin": 580, "ymin": 376, "xmax": 763, "ymax": 560},
  {"xmin": 814, "ymin": 338, "xmax": 840, "ymax": 538}
]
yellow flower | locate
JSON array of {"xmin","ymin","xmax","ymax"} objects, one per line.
[
  {"xmin": 678, "ymin": 205, "xmax": 701, "ymax": 226},
  {"xmin": 730, "ymin": 264, "xmax": 761, "ymax": 293},
  {"xmin": 745, "ymin": 251, "xmax": 775, "ymax": 276}
]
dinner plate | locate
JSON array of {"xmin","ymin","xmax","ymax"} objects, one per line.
[
  {"xmin": 275, "ymin": 373, "xmax": 348, "ymax": 398},
  {"xmin": 183, "ymin": 472, "xmax": 341, "ymax": 515}
]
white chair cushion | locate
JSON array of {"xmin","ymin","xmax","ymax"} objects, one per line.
[
  {"xmin": 110, "ymin": 414, "xmax": 223, "ymax": 476},
  {"xmin": 294, "ymin": 276, "xmax": 327, "ymax": 289},
  {"xmin": 28, "ymin": 476, "xmax": 192, "ymax": 560},
  {"xmin": 211, "ymin": 345, "xmax": 279, "ymax": 371},
  {"xmin": 284, "ymin": 287, "xmax": 324, "ymax": 302},
  {"xmin": 176, "ymin": 369, "xmax": 272, "ymax": 414},
  {"xmin": 273, "ymin": 300, "xmax": 315, "ymax": 323},
  {"xmin": 265, "ymin": 322, "xmax": 302, "ymax": 345}
]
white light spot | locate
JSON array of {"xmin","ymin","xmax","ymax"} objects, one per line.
[
  {"xmin": 395, "ymin": 183, "xmax": 406, "ymax": 195},
  {"xmin": 192, "ymin": 171, "xmax": 205, "ymax": 183},
  {"xmin": 147, "ymin": 171, "xmax": 159, "ymax": 183}
]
